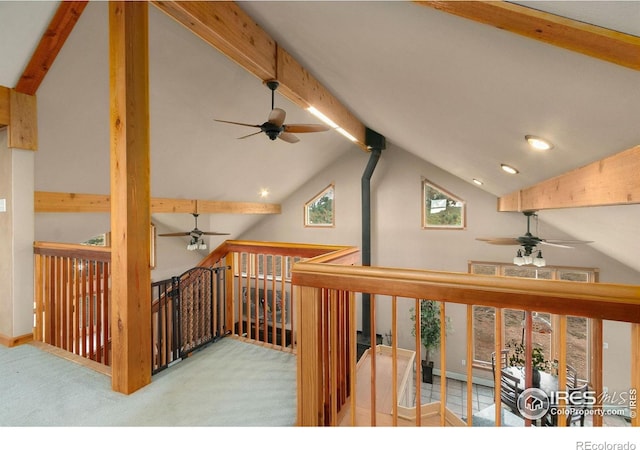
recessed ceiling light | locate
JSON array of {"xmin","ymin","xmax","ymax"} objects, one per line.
[
  {"xmin": 473, "ymin": 178, "xmax": 484, "ymax": 186},
  {"xmin": 525, "ymin": 135, "xmax": 553, "ymax": 151},
  {"xmin": 501, "ymin": 164, "xmax": 519, "ymax": 174},
  {"xmin": 259, "ymin": 188, "xmax": 269, "ymax": 198}
]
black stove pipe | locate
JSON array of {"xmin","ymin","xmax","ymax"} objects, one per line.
[{"xmin": 361, "ymin": 128, "xmax": 385, "ymax": 338}]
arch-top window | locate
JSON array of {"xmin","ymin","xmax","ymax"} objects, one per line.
[
  {"xmin": 304, "ymin": 184, "xmax": 335, "ymax": 227},
  {"xmin": 422, "ymin": 178, "xmax": 466, "ymax": 229}
]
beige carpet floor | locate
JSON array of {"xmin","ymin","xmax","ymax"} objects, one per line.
[{"xmin": 0, "ymin": 337, "xmax": 296, "ymax": 427}]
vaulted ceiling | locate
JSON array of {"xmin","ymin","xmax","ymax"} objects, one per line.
[{"xmin": 1, "ymin": 1, "xmax": 639, "ymax": 273}]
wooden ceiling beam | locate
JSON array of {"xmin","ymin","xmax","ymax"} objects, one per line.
[
  {"xmin": 15, "ymin": 1, "xmax": 88, "ymax": 95},
  {"xmin": 498, "ymin": 145, "xmax": 640, "ymax": 212},
  {"xmin": 151, "ymin": 1, "xmax": 367, "ymax": 149},
  {"xmin": 197, "ymin": 199, "xmax": 281, "ymax": 215},
  {"xmin": 416, "ymin": 1, "xmax": 640, "ymax": 71},
  {"xmin": 151, "ymin": 0, "xmax": 276, "ymax": 81},
  {"xmin": 0, "ymin": 85, "xmax": 38, "ymax": 150},
  {"xmin": 34, "ymin": 191, "xmax": 281, "ymax": 215},
  {"xmin": 0, "ymin": 86, "xmax": 9, "ymax": 126}
]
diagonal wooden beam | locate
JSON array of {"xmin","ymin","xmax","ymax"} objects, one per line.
[
  {"xmin": 15, "ymin": 1, "xmax": 88, "ymax": 95},
  {"xmin": 498, "ymin": 145, "xmax": 640, "ymax": 212},
  {"xmin": 415, "ymin": 1, "xmax": 640, "ymax": 71},
  {"xmin": 151, "ymin": 1, "xmax": 367, "ymax": 149}
]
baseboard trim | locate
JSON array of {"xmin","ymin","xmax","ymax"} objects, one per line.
[
  {"xmin": 0, "ymin": 332, "xmax": 33, "ymax": 348},
  {"xmin": 29, "ymin": 341, "xmax": 112, "ymax": 377}
]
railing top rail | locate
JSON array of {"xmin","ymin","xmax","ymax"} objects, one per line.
[
  {"xmin": 34, "ymin": 241, "xmax": 111, "ymax": 261},
  {"xmin": 197, "ymin": 239, "xmax": 356, "ymax": 267},
  {"xmin": 292, "ymin": 262, "xmax": 640, "ymax": 324},
  {"xmin": 305, "ymin": 246, "xmax": 360, "ymax": 265},
  {"xmin": 223, "ymin": 240, "xmax": 353, "ymax": 257}
]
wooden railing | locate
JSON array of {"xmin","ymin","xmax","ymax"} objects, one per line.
[
  {"xmin": 198, "ymin": 240, "xmax": 359, "ymax": 353},
  {"xmin": 32, "ymin": 239, "xmax": 357, "ymax": 370},
  {"xmin": 292, "ymin": 260, "xmax": 640, "ymax": 427},
  {"xmin": 33, "ymin": 241, "xmax": 112, "ymax": 366}
]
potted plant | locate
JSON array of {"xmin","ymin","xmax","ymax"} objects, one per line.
[
  {"xmin": 410, "ymin": 299, "xmax": 450, "ymax": 383},
  {"xmin": 505, "ymin": 339, "xmax": 552, "ymax": 388}
]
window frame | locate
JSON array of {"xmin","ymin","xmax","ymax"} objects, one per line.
[
  {"xmin": 304, "ymin": 183, "xmax": 335, "ymax": 228},
  {"xmin": 421, "ymin": 178, "xmax": 466, "ymax": 230}
]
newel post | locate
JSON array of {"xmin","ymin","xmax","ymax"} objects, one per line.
[{"xmin": 294, "ymin": 284, "xmax": 323, "ymax": 426}]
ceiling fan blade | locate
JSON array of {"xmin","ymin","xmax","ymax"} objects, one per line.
[
  {"xmin": 214, "ymin": 119, "xmax": 261, "ymax": 128},
  {"xmin": 283, "ymin": 124, "xmax": 330, "ymax": 133},
  {"xmin": 238, "ymin": 130, "xmax": 264, "ymax": 140},
  {"xmin": 278, "ymin": 132, "xmax": 300, "ymax": 144},
  {"xmin": 158, "ymin": 232, "xmax": 191, "ymax": 237},
  {"xmin": 476, "ymin": 237, "xmax": 521, "ymax": 245},
  {"xmin": 268, "ymin": 108, "xmax": 286, "ymax": 127},
  {"xmin": 543, "ymin": 239, "xmax": 594, "ymax": 245},
  {"xmin": 200, "ymin": 232, "xmax": 231, "ymax": 236},
  {"xmin": 539, "ymin": 241, "xmax": 574, "ymax": 249}
]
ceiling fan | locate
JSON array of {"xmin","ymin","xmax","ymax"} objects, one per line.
[
  {"xmin": 476, "ymin": 211, "xmax": 593, "ymax": 267},
  {"xmin": 214, "ymin": 79, "xmax": 330, "ymax": 143},
  {"xmin": 158, "ymin": 213, "xmax": 229, "ymax": 251}
]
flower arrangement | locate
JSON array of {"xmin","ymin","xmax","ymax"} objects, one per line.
[{"xmin": 505, "ymin": 339, "xmax": 553, "ymax": 373}]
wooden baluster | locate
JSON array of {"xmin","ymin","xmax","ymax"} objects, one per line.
[
  {"xmin": 440, "ymin": 301, "xmax": 447, "ymax": 426},
  {"xmin": 329, "ymin": 288, "xmax": 338, "ymax": 425},
  {"xmin": 494, "ymin": 307, "xmax": 503, "ymax": 427},
  {"xmin": 391, "ymin": 295, "xmax": 398, "ymax": 426},
  {"xmin": 466, "ymin": 305, "xmax": 474, "ymax": 426},
  {"xmin": 74, "ymin": 257, "xmax": 81, "ymax": 356},
  {"xmin": 415, "ymin": 298, "xmax": 421, "ymax": 427},
  {"xmin": 61, "ymin": 256, "xmax": 69, "ymax": 351},
  {"xmin": 95, "ymin": 260, "xmax": 103, "ymax": 362}
]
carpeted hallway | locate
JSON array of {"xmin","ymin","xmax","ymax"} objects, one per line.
[{"xmin": 0, "ymin": 337, "xmax": 297, "ymax": 427}]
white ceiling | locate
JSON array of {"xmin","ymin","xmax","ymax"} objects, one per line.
[{"xmin": 1, "ymin": 1, "xmax": 639, "ymax": 273}]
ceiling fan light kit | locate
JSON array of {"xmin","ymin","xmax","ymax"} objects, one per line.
[
  {"xmin": 513, "ymin": 248, "xmax": 546, "ymax": 267},
  {"xmin": 187, "ymin": 237, "xmax": 207, "ymax": 251}
]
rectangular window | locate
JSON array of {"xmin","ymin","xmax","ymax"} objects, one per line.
[{"xmin": 470, "ymin": 261, "xmax": 597, "ymax": 381}]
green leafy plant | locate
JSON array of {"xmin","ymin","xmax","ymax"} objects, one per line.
[
  {"xmin": 505, "ymin": 339, "xmax": 552, "ymax": 372},
  {"xmin": 409, "ymin": 299, "xmax": 450, "ymax": 362}
]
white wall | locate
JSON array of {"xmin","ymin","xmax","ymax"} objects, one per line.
[
  {"xmin": 0, "ymin": 130, "xmax": 35, "ymax": 339},
  {"xmin": 240, "ymin": 141, "xmax": 639, "ymax": 396}
]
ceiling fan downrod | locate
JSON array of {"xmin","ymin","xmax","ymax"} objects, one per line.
[{"xmin": 265, "ymin": 79, "xmax": 279, "ymax": 110}]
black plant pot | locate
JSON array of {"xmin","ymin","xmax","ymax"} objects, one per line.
[
  {"xmin": 421, "ymin": 360, "xmax": 434, "ymax": 384},
  {"xmin": 533, "ymin": 368, "xmax": 541, "ymax": 389}
]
